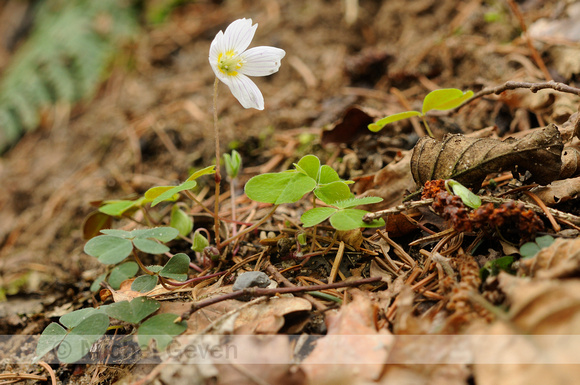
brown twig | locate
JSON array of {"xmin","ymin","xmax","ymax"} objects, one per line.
[
  {"xmin": 430, "ymin": 81, "xmax": 580, "ymax": 116},
  {"xmin": 363, "ymin": 199, "xmax": 434, "ymax": 221},
  {"xmin": 265, "ymin": 263, "xmax": 326, "ymax": 311},
  {"xmin": 179, "ymin": 276, "xmax": 381, "ymax": 320}
]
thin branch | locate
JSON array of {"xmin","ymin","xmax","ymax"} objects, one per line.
[
  {"xmin": 430, "ymin": 81, "xmax": 580, "ymax": 116},
  {"xmin": 363, "ymin": 194, "xmax": 580, "ymax": 226},
  {"xmin": 178, "ymin": 276, "xmax": 381, "ymax": 320},
  {"xmin": 363, "ymin": 199, "xmax": 433, "ymax": 221}
]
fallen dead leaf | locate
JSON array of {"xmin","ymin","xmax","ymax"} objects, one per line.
[
  {"xmin": 411, "ymin": 124, "xmax": 563, "ymax": 189},
  {"xmin": 527, "ymin": 175, "xmax": 580, "ymax": 206},
  {"xmin": 354, "ymin": 150, "xmax": 415, "ymax": 210},
  {"xmin": 108, "ymin": 278, "xmax": 175, "ymax": 303},
  {"xmin": 234, "ymin": 296, "xmax": 312, "ymax": 334},
  {"xmin": 519, "ymin": 237, "xmax": 580, "ymax": 278},
  {"xmin": 498, "ymin": 272, "xmax": 580, "ymax": 334},
  {"xmin": 301, "ymin": 289, "xmax": 393, "ymax": 384},
  {"xmin": 470, "ymin": 320, "xmax": 580, "ymax": 385}
]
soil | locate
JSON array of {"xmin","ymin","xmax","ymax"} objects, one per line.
[{"xmin": 1, "ymin": 0, "xmax": 580, "ymax": 383}]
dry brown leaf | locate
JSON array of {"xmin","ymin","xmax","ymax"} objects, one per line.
[
  {"xmin": 321, "ymin": 105, "xmax": 380, "ymax": 145},
  {"xmin": 527, "ymin": 175, "xmax": 580, "ymax": 206},
  {"xmin": 470, "ymin": 321, "xmax": 580, "ymax": 385},
  {"xmin": 519, "ymin": 237, "xmax": 580, "ymax": 279},
  {"xmin": 379, "ymin": 362, "xmax": 469, "ymax": 385},
  {"xmin": 108, "ymin": 278, "xmax": 173, "ymax": 303},
  {"xmin": 301, "ymin": 289, "xmax": 394, "ymax": 384},
  {"xmin": 234, "ymin": 296, "xmax": 311, "ymax": 334},
  {"xmin": 215, "ymin": 335, "xmax": 307, "ymax": 385},
  {"xmin": 161, "ymin": 290, "xmax": 312, "ymax": 335},
  {"xmin": 354, "ymin": 150, "xmax": 415, "ymax": 210},
  {"xmin": 498, "ymin": 272, "xmax": 580, "ymax": 334},
  {"xmin": 411, "ymin": 124, "xmax": 563, "ymax": 189}
]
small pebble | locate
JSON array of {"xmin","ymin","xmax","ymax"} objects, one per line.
[{"xmin": 233, "ymin": 271, "xmax": 271, "ymax": 291}]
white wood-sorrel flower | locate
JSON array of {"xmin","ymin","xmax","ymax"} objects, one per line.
[{"xmin": 209, "ymin": 18, "xmax": 285, "ymax": 110}]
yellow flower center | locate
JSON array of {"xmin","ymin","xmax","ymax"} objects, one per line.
[{"xmin": 217, "ymin": 51, "xmax": 243, "ymax": 76}]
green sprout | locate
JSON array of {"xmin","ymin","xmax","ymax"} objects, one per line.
[
  {"xmin": 368, "ymin": 88, "xmax": 473, "ymax": 137},
  {"xmin": 445, "ymin": 179, "xmax": 481, "ymax": 209}
]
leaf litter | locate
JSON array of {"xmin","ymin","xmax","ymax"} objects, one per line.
[{"xmin": 2, "ymin": 0, "xmax": 580, "ymax": 384}]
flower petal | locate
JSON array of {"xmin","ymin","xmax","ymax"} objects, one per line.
[
  {"xmin": 209, "ymin": 30, "xmax": 224, "ymax": 78},
  {"xmin": 225, "ymin": 74, "xmax": 264, "ymax": 110},
  {"xmin": 240, "ymin": 46, "xmax": 286, "ymax": 77},
  {"xmin": 222, "ymin": 18, "xmax": 257, "ymax": 54},
  {"xmin": 209, "ymin": 30, "xmax": 223, "ymax": 63}
]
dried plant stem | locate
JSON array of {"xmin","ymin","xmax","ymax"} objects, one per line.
[
  {"xmin": 433, "ymin": 81, "xmax": 580, "ymax": 116},
  {"xmin": 364, "ymin": 195, "xmax": 580, "ymax": 226},
  {"xmin": 363, "ymin": 199, "xmax": 434, "ymax": 221},
  {"xmin": 179, "ymin": 276, "xmax": 381, "ymax": 320},
  {"xmin": 213, "ymin": 77, "xmax": 222, "ymax": 249}
]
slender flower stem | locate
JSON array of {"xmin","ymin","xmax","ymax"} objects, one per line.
[
  {"xmin": 213, "ymin": 77, "xmax": 222, "ymax": 249},
  {"xmin": 230, "ymin": 177, "xmax": 237, "ymax": 238}
]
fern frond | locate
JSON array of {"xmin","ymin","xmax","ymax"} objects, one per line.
[{"xmin": 0, "ymin": 0, "xmax": 138, "ymax": 152}]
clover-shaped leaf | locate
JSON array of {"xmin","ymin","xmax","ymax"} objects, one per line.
[
  {"xmin": 333, "ymin": 196, "xmax": 383, "ymax": 209},
  {"xmin": 295, "ymin": 154, "xmax": 320, "ymax": 180},
  {"xmin": 318, "ymin": 165, "xmax": 341, "ymax": 184},
  {"xmin": 109, "ymin": 261, "xmax": 139, "ymax": 289},
  {"xmin": 84, "ymin": 235, "xmax": 133, "ymax": 264},
  {"xmin": 159, "ymin": 253, "xmax": 190, "ymax": 281},
  {"xmin": 147, "ymin": 180, "xmax": 197, "ymax": 207},
  {"xmin": 34, "ymin": 323, "xmax": 67, "ymax": 363},
  {"xmin": 58, "ymin": 313, "xmax": 109, "ymax": 363},
  {"xmin": 330, "ymin": 209, "xmax": 385, "ymax": 231},
  {"xmin": 105, "ymin": 297, "xmax": 160, "ymax": 324},
  {"xmin": 301, "ymin": 207, "xmax": 337, "ymax": 228},
  {"xmin": 245, "ymin": 172, "xmax": 316, "ymax": 204},
  {"xmin": 137, "ymin": 313, "xmax": 187, "ymax": 351},
  {"xmin": 131, "ymin": 274, "xmax": 159, "ymax": 293},
  {"xmin": 184, "ymin": 165, "xmax": 216, "ymax": 182},
  {"xmin": 446, "ymin": 179, "xmax": 481, "ymax": 209},
  {"xmin": 314, "ymin": 181, "xmax": 352, "ymax": 205}
]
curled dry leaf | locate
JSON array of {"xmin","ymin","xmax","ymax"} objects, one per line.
[
  {"xmin": 527, "ymin": 175, "xmax": 580, "ymax": 206},
  {"xmin": 519, "ymin": 237, "xmax": 580, "ymax": 278},
  {"xmin": 411, "ymin": 124, "xmax": 563, "ymax": 189}
]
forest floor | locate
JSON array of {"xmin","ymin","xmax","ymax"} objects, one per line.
[{"xmin": 2, "ymin": 0, "xmax": 580, "ymax": 384}]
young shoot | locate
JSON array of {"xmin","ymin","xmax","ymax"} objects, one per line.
[{"xmin": 368, "ymin": 88, "xmax": 473, "ymax": 137}]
